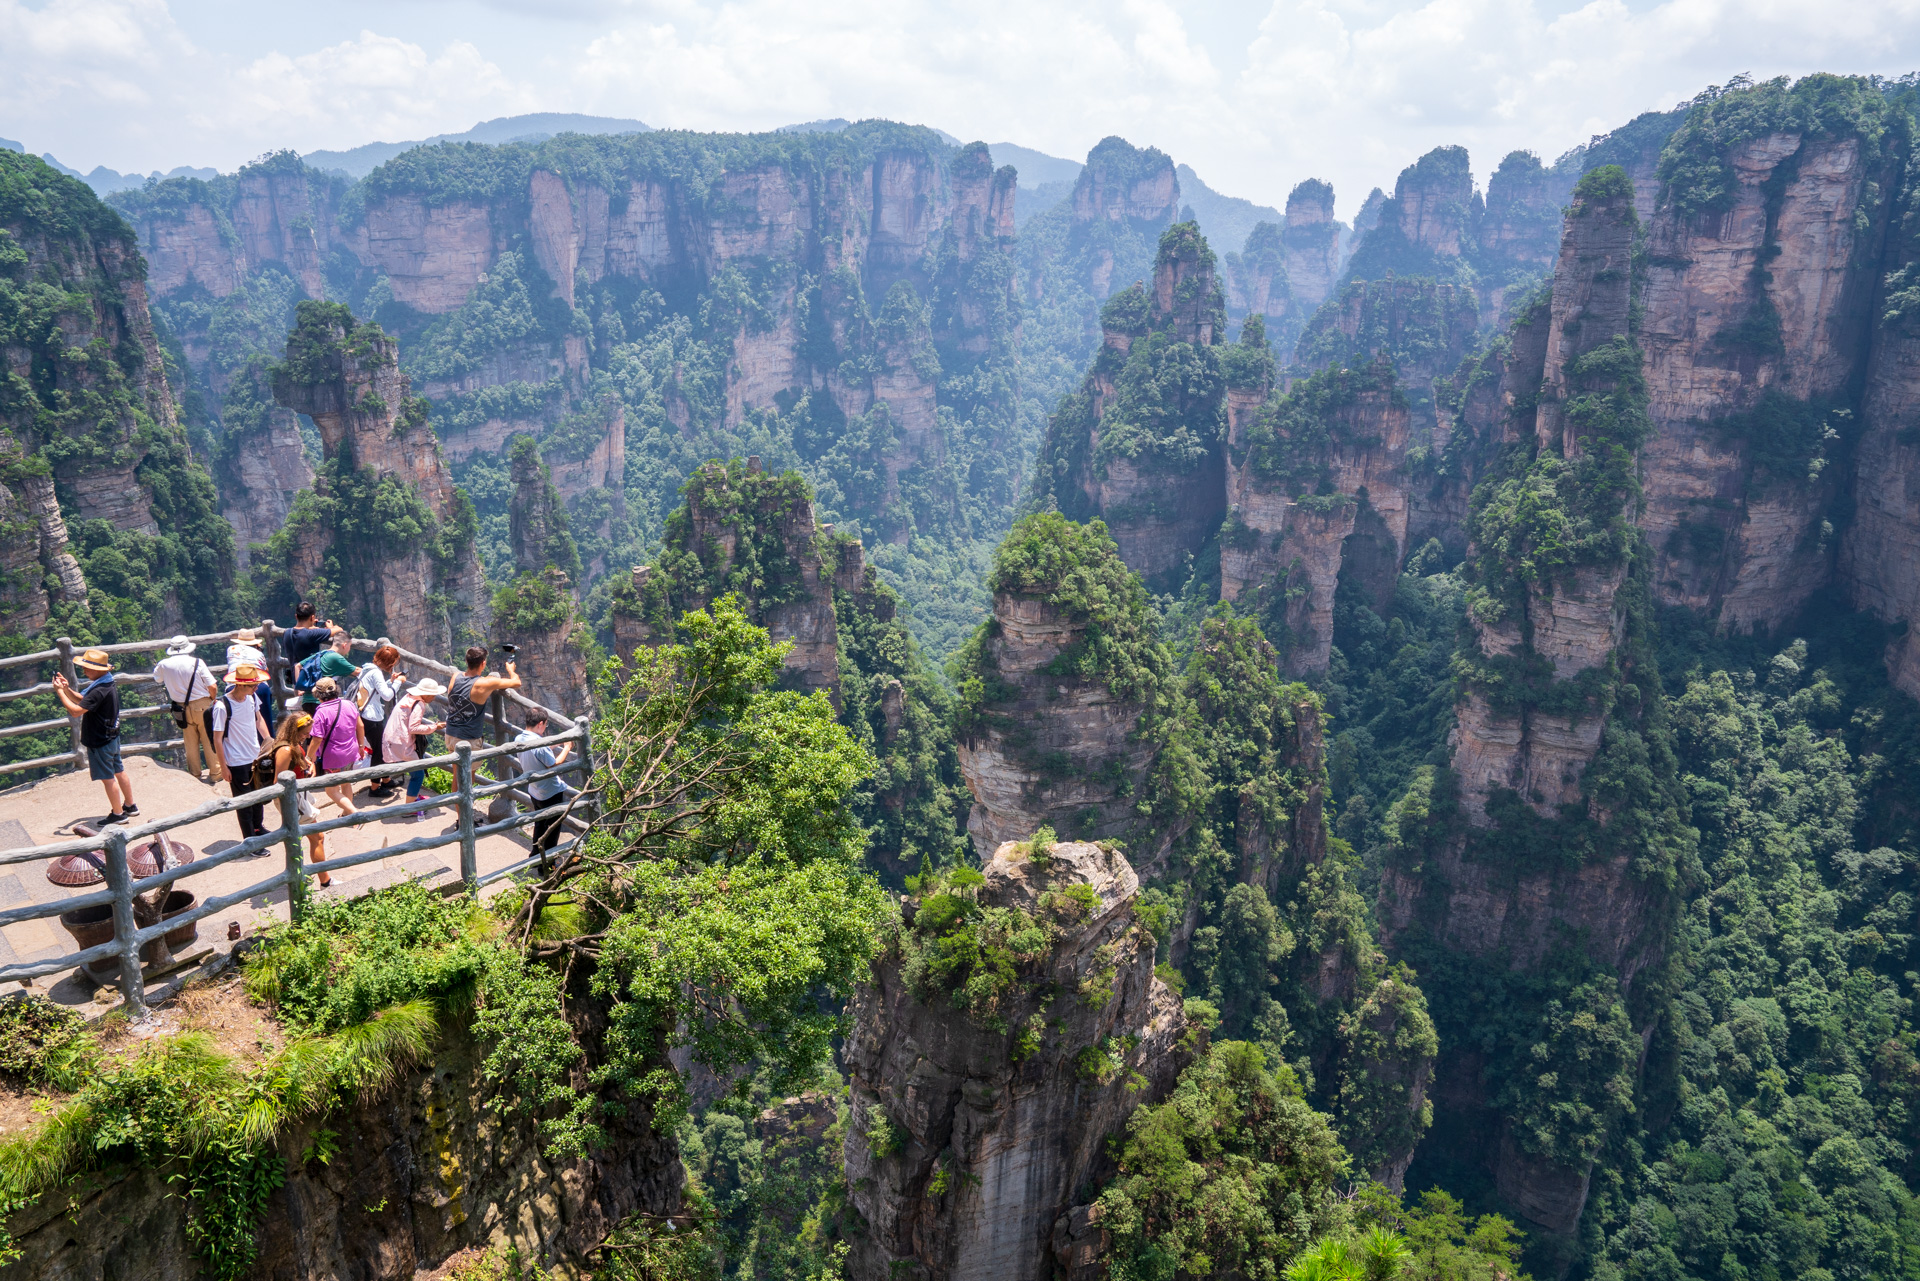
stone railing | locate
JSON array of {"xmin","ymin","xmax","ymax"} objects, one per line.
[
  {"xmin": 0, "ymin": 623, "xmax": 575, "ymax": 778},
  {"xmin": 0, "ymin": 623, "xmax": 589, "ymax": 1016}
]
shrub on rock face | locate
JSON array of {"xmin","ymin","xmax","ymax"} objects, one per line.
[
  {"xmin": 1095, "ymin": 1040, "xmax": 1350, "ymax": 1280},
  {"xmin": 0, "ymin": 995, "xmax": 93, "ymax": 1091},
  {"xmin": 953, "ymin": 512, "xmax": 1174, "ymax": 725}
]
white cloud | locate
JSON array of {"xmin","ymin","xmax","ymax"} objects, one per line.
[
  {"xmin": 216, "ymin": 32, "xmax": 536, "ymax": 150},
  {"xmin": 0, "ymin": 0, "xmax": 188, "ymax": 124},
  {"xmin": 0, "ymin": 3, "xmax": 532, "ymax": 173},
  {"xmin": 4, "ymin": 0, "xmax": 1919, "ymax": 226}
]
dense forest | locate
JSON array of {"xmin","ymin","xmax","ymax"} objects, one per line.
[{"xmin": 3, "ymin": 68, "xmax": 1920, "ymax": 1281}]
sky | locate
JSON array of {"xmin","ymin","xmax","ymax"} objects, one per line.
[{"xmin": 4, "ymin": 0, "xmax": 1920, "ymax": 219}]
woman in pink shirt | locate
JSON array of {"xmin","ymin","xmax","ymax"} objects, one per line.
[
  {"xmin": 307, "ymin": 677, "xmax": 369, "ymax": 815},
  {"xmin": 382, "ymin": 678, "xmax": 446, "ymax": 820}
]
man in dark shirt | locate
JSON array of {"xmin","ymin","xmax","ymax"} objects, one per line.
[
  {"xmin": 52, "ymin": 648, "xmax": 138, "ymax": 823},
  {"xmin": 281, "ymin": 602, "xmax": 335, "ymax": 669},
  {"xmin": 281, "ymin": 601, "xmax": 336, "ymax": 713}
]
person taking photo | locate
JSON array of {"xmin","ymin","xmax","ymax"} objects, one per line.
[
  {"xmin": 52, "ymin": 648, "xmax": 136, "ymax": 824},
  {"xmin": 356, "ymin": 644, "xmax": 407, "ymax": 801},
  {"xmin": 382, "ymin": 678, "xmax": 446, "ymax": 821},
  {"xmin": 446, "ymin": 645, "xmax": 521, "ymax": 765}
]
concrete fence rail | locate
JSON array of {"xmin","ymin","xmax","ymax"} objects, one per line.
[{"xmin": 0, "ymin": 620, "xmax": 590, "ymax": 1016}]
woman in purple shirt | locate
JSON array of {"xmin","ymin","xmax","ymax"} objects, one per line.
[{"xmin": 307, "ymin": 677, "xmax": 369, "ymax": 815}]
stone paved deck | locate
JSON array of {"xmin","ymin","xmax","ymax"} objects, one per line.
[{"xmin": 0, "ymin": 754, "xmax": 550, "ymax": 1007}]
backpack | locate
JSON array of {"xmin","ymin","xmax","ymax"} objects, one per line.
[{"xmin": 294, "ymin": 651, "xmax": 326, "ymax": 693}]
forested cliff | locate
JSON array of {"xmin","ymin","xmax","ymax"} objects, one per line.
[{"xmin": 7, "ymin": 68, "xmax": 1920, "ymax": 1281}]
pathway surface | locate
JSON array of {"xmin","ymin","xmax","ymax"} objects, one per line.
[{"xmin": 0, "ymin": 755, "xmax": 549, "ymax": 1007}]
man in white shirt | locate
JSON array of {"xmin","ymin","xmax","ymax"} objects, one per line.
[
  {"xmin": 211, "ymin": 664, "xmax": 272, "ymax": 841},
  {"xmin": 153, "ymin": 636, "xmax": 218, "ymax": 782},
  {"xmin": 514, "ymin": 712, "xmax": 577, "ymax": 855}
]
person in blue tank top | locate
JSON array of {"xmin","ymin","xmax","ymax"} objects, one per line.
[{"xmin": 446, "ymin": 645, "xmax": 522, "ymax": 776}]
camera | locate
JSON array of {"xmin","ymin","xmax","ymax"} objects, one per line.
[{"xmin": 497, "ymin": 643, "xmax": 518, "ymax": 656}]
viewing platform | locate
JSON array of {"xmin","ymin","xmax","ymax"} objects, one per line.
[
  {"xmin": 0, "ymin": 754, "xmax": 563, "ymax": 1008},
  {"xmin": 0, "ymin": 626, "xmax": 593, "ymax": 1019}
]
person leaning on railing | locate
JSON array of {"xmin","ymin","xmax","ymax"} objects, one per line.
[
  {"xmin": 51, "ymin": 648, "xmax": 138, "ymax": 825},
  {"xmin": 280, "ymin": 603, "xmax": 334, "ymax": 672},
  {"xmin": 355, "ymin": 644, "xmax": 406, "ymax": 802},
  {"xmin": 515, "ymin": 710, "xmax": 577, "ymax": 855},
  {"xmin": 446, "ymin": 645, "xmax": 520, "ymax": 767},
  {"xmin": 211, "ymin": 664, "xmax": 272, "ymax": 842}
]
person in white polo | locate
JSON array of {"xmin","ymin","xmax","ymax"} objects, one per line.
[{"xmin": 153, "ymin": 636, "xmax": 218, "ymax": 782}]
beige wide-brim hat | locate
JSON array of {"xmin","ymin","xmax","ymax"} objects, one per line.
[
  {"xmin": 232, "ymin": 628, "xmax": 259, "ymax": 643},
  {"xmin": 75, "ymin": 649, "xmax": 113, "ymax": 673},
  {"xmin": 408, "ymin": 679, "xmax": 447, "ymax": 698}
]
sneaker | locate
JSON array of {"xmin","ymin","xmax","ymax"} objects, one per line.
[
  {"xmin": 121, "ymin": 803, "xmax": 139, "ymax": 817},
  {"xmin": 101, "ymin": 811, "xmax": 127, "ymax": 825}
]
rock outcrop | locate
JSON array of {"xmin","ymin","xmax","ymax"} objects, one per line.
[
  {"xmin": 1577, "ymin": 109, "xmax": 1687, "ymax": 228},
  {"xmin": 1036, "ymin": 222, "xmax": 1229, "ymax": 590},
  {"xmin": 491, "ymin": 437, "xmax": 591, "ymax": 717},
  {"xmin": 269, "ymin": 303, "xmax": 489, "ymax": 655},
  {"xmin": 216, "ymin": 362, "xmax": 316, "ymax": 567},
  {"xmin": 843, "ymin": 839, "xmax": 1188, "ymax": 1281},
  {"xmin": 0, "ymin": 148, "xmax": 233, "ymax": 641},
  {"xmin": 1072, "ymin": 137, "xmax": 1181, "ymax": 243},
  {"xmin": 1342, "ymin": 146, "xmax": 1477, "ymax": 285},
  {"xmin": 610, "ymin": 459, "xmax": 839, "ymax": 700},
  {"xmin": 1842, "ymin": 286, "xmax": 1920, "ymax": 698},
  {"xmin": 953, "ymin": 593, "xmax": 1157, "ymax": 858},
  {"xmin": 1283, "ymin": 179, "xmax": 1343, "ymax": 314},
  {"xmin": 116, "ymin": 126, "xmax": 1025, "ymax": 566},
  {"xmin": 1225, "ymin": 221, "xmax": 1290, "ymax": 340},
  {"xmin": 1219, "ymin": 362, "xmax": 1413, "ymax": 675},
  {"xmin": 1445, "ymin": 168, "xmax": 1641, "ymax": 823},
  {"xmin": 951, "ymin": 516, "xmax": 1169, "ymax": 859},
  {"xmin": 1335, "ymin": 144, "xmax": 1572, "ymax": 330},
  {"xmin": 1017, "ymin": 137, "xmax": 1178, "ymax": 354},
  {"xmin": 0, "ymin": 1014, "xmax": 681, "ymax": 1281},
  {"xmin": 1373, "ymin": 167, "xmax": 1684, "ymax": 1248},
  {"xmin": 1294, "ymin": 276, "xmax": 1481, "ymax": 441},
  {"xmin": 1638, "ymin": 126, "xmax": 1894, "ymax": 631},
  {"xmin": 0, "ymin": 469, "xmax": 89, "ymax": 636}
]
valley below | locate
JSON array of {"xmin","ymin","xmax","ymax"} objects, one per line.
[{"xmin": 3, "ymin": 70, "xmax": 1920, "ymax": 1281}]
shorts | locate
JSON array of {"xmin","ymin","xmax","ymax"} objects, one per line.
[{"xmin": 86, "ymin": 738, "xmax": 124, "ymax": 781}]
